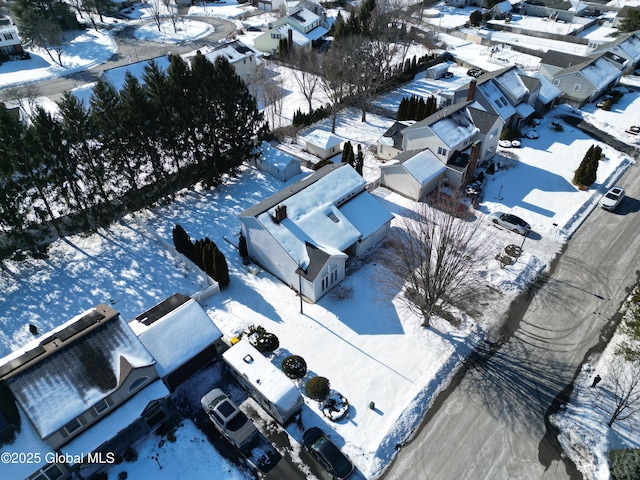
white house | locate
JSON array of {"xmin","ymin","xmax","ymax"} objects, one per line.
[
  {"xmin": 253, "ymin": 7, "xmax": 328, "ymax": 55},
  {"xmin": 588, "ymin": 32, "xmax": 640, "ymax": 71},
  {"xmin": 300, "ymin": 129, "xmax": 343, "ymax": 160},
  {"xmin": 129, "ymin": 293, "xmax": 224, "ymax": 391},
  {"xmin": 0, "ymin": 304, "xmax": 171, "ymax": 480},
  {"xmin": 238, "ymin": 163, "xmax": 393, "ymax": 302},
  {"xmin": 0, "ymin": 17, "xmax": 23, "ymax": 56},
  {"xmin": 253, "ymin": 141, "xmax": 302, "ymax": 181},
  {"xmin": 380, "ymin": 149, "xmax": 447, "ymax": 201},
  {"xmin": 184, "ymin": 40, "xmax": 262, "ymax": 83}
]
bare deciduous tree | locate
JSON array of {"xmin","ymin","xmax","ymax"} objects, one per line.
[
  {"xmin": 378, "ymin": 198, "xmax": 495, "ymax": 328},
  {"xmin": 0, "ymin": 84, "xmax": 41, "ymax": 118},
  {"xmin": 319, "ymin": 41, "xmax": 352, "ymax": 133},
  {"xmin": 250, "ymin": 68, "xmax": 285, "ymax": 130},
  {"xmin": 149, "ymin": 0, "xmax": 163, "ymax": 31},
  {"xmin": 606, "ymin": 356, "xmax": 640, "ymax": 427},
  {"xmin": 288, "ymin": 51, "xmax": 321, "ymax": 114}
]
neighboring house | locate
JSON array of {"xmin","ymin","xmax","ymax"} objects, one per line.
[
  {"xmin": 380, "ymin": 149, "xmax": 447, "ymax": 201},
  {"xmin": 612, "ymin": 6, "xmax": 638, "ymax": 29},
  {"xmin": 253, "ymin": 7, "xmax": 328, "ymax": 55},
  {"xmin": 238, "ymin": 163, "xmax": 393, "ymax": 302},
  {"xmin": 0, "ymin": 304, "xmax": 171, "ymax": 480},
  {"xmin": 99, "ymin": 55, "xmax": 171, "ymax": 92},
  {"xmin": 453, "ymin": 66, "xmax": 540, "ymax": 129},
  {"xmin": 539, "ymin": 50, "xmax": 623, "ymax": 106},
  {"xmin": 299, "ymin": 129, "xmax": 343, "ymax": 160},
  {"xmin": 254, "ymin": 0, "xmax": 286, "ymax": 12},
  {"xmin": 588, "ymin": 32, "xmax": 640, "ymax": 71},
  {"xmin": 377, "ymin": 102, "xmax": 502, "ymax": 198},
  {"xmin": 519, "ymin": 0, "xmax": 584, "ymax": 23},
  {"xmin": 531, "ymin": 72, "xmax": 562, "ymax": 112},
  {"xmin": 381, "ymin": 101, "xmax": 502, "ymax": 167},
  {"xmin": 0, "ymin": 17, "xmax": 23, "ymax": 56},
  {"xmin": 184, "ymin": 40, "xmax": 262, "ymax": 83},
  {"xmin": 491, "ymin": 0, "xmax": 512, "ymax": 19},
  {"xmin": 252, "ymin": 141, "xmax": 302, "ymax": 181},
  {"xmin": 129, "ymin": 293, "xmax": 224, "ymax": 391}
]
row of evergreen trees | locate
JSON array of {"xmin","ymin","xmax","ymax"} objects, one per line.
[
  {"xmin": 342, "ymin": 141, "xmax": 364, "ymax": 176},
  {"xmin": 573, "ymin": 144, "xmax": 602, "ymax": 189},
  {"xmin": 172, "ymin": 224, "xmax": 230, "ymax": 287},
  {"xmin": 0, "ymin": 53, "xmax": 266, "ymax": 252},
  {"xmin": 396, "ymin": 95, "xmax": 438, "ymax": 122}
]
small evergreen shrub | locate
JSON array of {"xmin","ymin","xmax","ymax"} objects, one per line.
[
  {"xmin": 167, "ymin": 430, "xmax": 177, "ymax": 443},
  {"xmin": 305, "ymin": 376, "xmax": 331, "ymax": 400},
  {"xmin": 313, "ymin": 159, "xmax": 333, "ymax": 171},
  {"xmin": 281, "ymin": 355, "xmax": 307, "ymax": 379},
  {"xmin": 123, "ymin": 445, "xmax": 138, "ymax": 462},
  {"xmin": 118, "ymin": 472, "xmax": 128, "ymax": 480},
  {"xmin": 244, "ymin": 325, "xmax": 280, "ymax": 353},
  {"xmin": 610, "ymin": 448, "xmax": 640, "ymax": 480}
]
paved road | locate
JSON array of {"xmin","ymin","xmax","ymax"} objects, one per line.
[
  {"xmin": 35, "ymin": 16, "xmax": 237, "ymax": 100},
  {"xmin": 383, "ymin": 140, "xmax": 640, "ymax": 478}
]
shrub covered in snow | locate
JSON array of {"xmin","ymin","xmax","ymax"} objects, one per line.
[
  {"xmin": 322, "ymin": 391, "xmax": 349, "ymax": 422},
  {"xmin": 305, "ymin": 376, "xmax": 330, "ymax": 400},
  {"xmin": 243, "ymin": 325, "xmax": 280, "ymax": 353},
  {"xmin": 281, "ymin": 355, "xmax": 307, "ymax": 379}
]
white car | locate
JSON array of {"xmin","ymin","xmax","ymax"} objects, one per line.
[
  {"xmin": 599, "ymin": 186, "xmax": 625, "ymax": 211},
  {"xmin": 510, "ymin": 139, "xmax": 521, "ymax": 148},
  {"xmin": 498, "ymin": 140, "xmax": 512, "ymax": 148},
  {"xmin": 490, "ymin": 212, "xmax": 531, "ymax": 235}
]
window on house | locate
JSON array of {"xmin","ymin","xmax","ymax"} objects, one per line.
[
  {"xmin": 63, "ymin": 418, "xmax": 82, "ymax": 435},
  {"xmin": 128, "ymin": 376, "xmax": 150, "ymax": 393},
  {"xmin": 553, "ymin": 79, "xmax": 560, "ymax": 86},
  {"xmin": 32, "ymin": 464, "xmax": 64, "ymax": 480},
  {"xmin": 93, "ymin": 398, "xmax": 111, "ymax": 415},
  {"xmin": 574, "ymin": 84, "xmax": 582, "ymax": 91},
  {"xmin": 437, "ymin": 147, "xmax": 448, "ymax": 156},
  {"xmin": 4, "ymin": 34, "xmax": 13, "ymax": 40},
  {"xmin": 321, "ymin": 275, "xmax": 329, "ymax": 291}
]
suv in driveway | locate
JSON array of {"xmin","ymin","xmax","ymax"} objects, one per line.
[
  {"xmin": 303, "ymin": 427, "xmax": 354, "ymax": 479},
  {"xmin": 201, "ymin": 388, "xmax": 258, "ymax": 449},
  {"xmin": 599, "ymin": 186, "xmax": 625, "ymax": 211}
]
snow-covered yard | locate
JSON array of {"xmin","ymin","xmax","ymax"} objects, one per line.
[{"xmin": 2, "ymin": 2, "xmax": 640, "ymax": 479}]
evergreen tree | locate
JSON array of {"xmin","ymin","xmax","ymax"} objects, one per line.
[
  {"xmin": 619, "ymin": 8, "xmax": 640, "ymax": 33},
  {"xmin": 416, "ymin": 97, "xmax": 427, "ymax": 120},
  {"xmin": 407, "ymin": 95, "xmax": 418, "ymax": 120},
  {"xmin": 573, "ymin": 145, "xmax": 594, "ymax": 187},
  {"xmin": 397, "ymin": 97, "xmax": 408, "ymax": 121},
  {"xmin": 202, "ymin": 238, "xmax": 216, "ymax": 279},
  {"xmin": 583, "ymin": 145, "xmax": 601, "ymax": 187},
  {"xmin": 355, "ymin": 144, "xmax": 364, "ymax": 176},
  {"xmin": 426, "ymin": 95, "xmax": 437, "ymax": 116},
  {"xmin": 214, "ymin": 245, "xmax": 230, "ymax": 287},
  {"xmin": 172, "ymin": 224, "xmax": 196, "ymax": 261},
  {"xmin": 342, "ymin": 140, "xmax": 353, "ymax": 164}
]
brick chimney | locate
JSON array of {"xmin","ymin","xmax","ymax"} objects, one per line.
[
  {"xmin": 274, "ymin": 204, "xmax": 287, "ymax": 223},
  {"xmin": 464, "ymin": 141, "xmax": 482, "ymax": 186},
  {"xmin": 466, "ymin": 79, "xmax": 477, "ymax": 102}
]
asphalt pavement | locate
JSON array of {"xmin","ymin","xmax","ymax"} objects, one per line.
[{"xmin": 382, "ymin": 121, "xmax": 640, "ymax": 479}]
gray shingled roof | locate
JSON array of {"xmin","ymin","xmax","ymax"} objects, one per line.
[{"xmin": 467, "ymin": 106, "xmax": 499, "ymax": 135}]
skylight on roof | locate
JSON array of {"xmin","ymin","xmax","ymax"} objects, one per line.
[{"xmin": 327, "ymin": 212, "xmax": 340, "ymax": 223}]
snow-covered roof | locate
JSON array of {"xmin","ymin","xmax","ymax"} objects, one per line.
[
  {"xmin": 259, "ymin": 141, "xmax": 299, "ymax": 170},
  {"xmin": 222, "ymin": 340, "xmax": 301, "ymax": 412},
  {"xmin": 402, "ymin": 149, "xmax": 447, "ymax": 185},
  {"xmin": 615, "ymin": 34, "xmax": 640, "ymax": 62},
  {"xmin": 63, "ymin": 380, "xmax": 170, "ymax": 462},
  {"xmin": 305, "ymin": 26, "xmax": 329, "ymax": 41},
  {"xmin": 493, "ymin": 69, "xmax": 529, "ymax": 101},
  {"xmin": 580, "ymin": 57, "xmax": 621, "ymax": 89},
  {"xmin": 339, "ymin": 192, "xmax": 394, "ymax": 239},
  {"xmin": 288, "ymin": 7, "xmax": 320, "ymax": 28},
  {"xmin": 275, "ymin": 25, "xmax": 311, "ymax": 47},
  {"xmin": 6, "ymin": 311, "xmax": 155, "ymax": 439},
  {"xmin": 301, "ymin": 129, "xmax": 343, "ymax": 150},
  {"xmin": 430, "ymin": 107, "xmax": 479, "ymax": 148},
  {"xmin": 257, "ymin": 165, "xmax": 365, "ymax": 268},
  {"xmin": 515, "ymin": 102, "xmax": 535, "ymax": 119},
  {"xmin": 129, "ymin": 296, "xmax": 222, "ymax": 378},
  {"xmin": 100, "ymin": 55, "xmax": 171, "ymax": 92},
  {"xmin": 478, "ymin": 81, "xmax": 517, "ymax": 121},
  {"xmin": 532, "ymin": 72, "xmax": 561, "ymax": 103},
  {"xmin": 201, "ymin": 40, "xmax": 259, "ymax": 66},
  {"xmin": 492, "ymin": 0, "xmax": 512, "ymax": 14}
]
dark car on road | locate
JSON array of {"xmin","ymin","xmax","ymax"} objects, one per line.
[{"xmin": 303, "ymin": 427, "xmax": 354, "ymax": 480}]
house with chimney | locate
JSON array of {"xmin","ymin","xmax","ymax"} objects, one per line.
[
  {"xmin": 539, "ymin": 50, "xmax": 623, "ymax": 106},
  {"xmin": 0, "ymin": 304, "xmax": 172, "ymax": 480},
  {"xmin": 450, "ymin": 66, "xmax": 540, "ymax": 131},
  {"xmin": 377, "ymin": 101, "xmax": 503, "ymax": 200},
  {"xmin": 253, "ymin": 7, "xmax": 329, "ymax": 55},
  {"xmin": 238, "ymin": 163, "xmax": 393, "ymax": 302}
]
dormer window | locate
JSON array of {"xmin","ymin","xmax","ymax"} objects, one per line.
[{"xmin": 128, "ymin": 376, "xmax": 149, "ymax": 393}]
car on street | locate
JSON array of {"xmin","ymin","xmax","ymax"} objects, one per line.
[
  {"xmin": 490, "ymin": 212, "xmax": 531, "ymax": 235},
  {"xmin": 201, "ymin": 388, "xmax": 258, "ymax": 449},
  {"xmin": 599, "ymin": 186, "xmax": 625, "ymax": 211},
  {"xmin": 303, "ymin": 427, "xmax": 354, "ymax": 479}
]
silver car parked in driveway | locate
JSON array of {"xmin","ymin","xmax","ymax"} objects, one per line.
[{"xmin": 489, "ymin": 212, "xmax": 531, "ymax": 235}]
